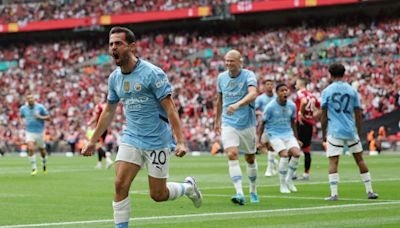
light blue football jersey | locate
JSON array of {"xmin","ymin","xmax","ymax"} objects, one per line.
[
  {"xmin": 255, "ymin": 93, "xmax": 276, "ymax": 113},
  {"xmin": 262, "ymin": 99, "xmax": 296, "ymax": 140},
  {"xmin": 217, "ymin": 69, "xmax": 257, "ymax": 129},
  {"xmin": 19, "ymin": 103, "xmax": 49, "ymax": 133},
  {"xmin": 107, "ymin": 59, "xmax": 174, "ymax": 150},
  {"xmin": 321, "ymin": 81, "xmax": 361, "ymax": 140}
]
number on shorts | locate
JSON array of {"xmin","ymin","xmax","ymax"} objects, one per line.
[{"xmin": 150, "ymin": 150, "xmax": 167, "ymax": 165}]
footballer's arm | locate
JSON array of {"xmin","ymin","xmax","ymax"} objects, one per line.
[
  {"xmin": 354, "ymin": 108, "xmax": 363, "ymax": 138},
  {"xmin": 321, "ymin": 108, "xmax": 328, "ymax": 142},
  {"xmin": 82, "ymin": 102, "xmax": 117, "ymax": 156},
  {"xmin": 227, "ymin": 86, "xmax": 257, "ymax": 115},
  {"xmin": 161, "ymin": 95, "xmax": 187, "ymax": 157},
  {"xmin": 257, "ymin": 120, "xmax": 266, "ymax": 148},
  {"xmin": 214, "ymin": 93, "xmax": 223, "ymax": 135}
]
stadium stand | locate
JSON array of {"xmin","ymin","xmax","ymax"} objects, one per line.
[
  {"xmin": 0, "ymin": 0, "xmax": 399, "ymax": 153},
  {"xmin": 0, "ymin": 0, "xmax": 217, "ymax": 24}
]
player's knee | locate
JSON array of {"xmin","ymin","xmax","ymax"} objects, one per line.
[
  {"xmin": 289, "ymin": 148, "xmax": 301, "ymax": 157},
  {"xmin": 245, "ymin": 155, "xmax": 255, "ymax": 164},
  {"xmin": 150, "ymin": 191, "xmax": 167, "ymax": 202},
  {"xmin": 27, "ymin": 143, "xmax": 35, "ymax": 151},
  {"xmin": 279, "ymin": 150, "xmax": 288, "ymax": 157},
  {"xmin": 227, "ymin": 152, "xmax": 238, "ymax": 160}
]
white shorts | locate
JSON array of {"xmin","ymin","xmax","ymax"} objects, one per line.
[
  {"xmin": 116, "ymin": 143, "xmax": 171, "ymax": 179},
  {"xmin": 326, "ymin": 136, "xmax": 363, "ymax": 157},
  {"xmin": 270, "ymin": 137, "xmax": 300, "ymax": 153},
  {"xmin": 25, "ymin": 132, "xmax": 45, "ymax": 149},
  {"xmin": 221, "ymin": 125, "xmax": 256, "ymax": 154}
]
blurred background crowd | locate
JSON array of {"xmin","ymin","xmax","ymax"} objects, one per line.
[{"xmin": 0, "ymin": 0, "xmax": 399, "ymax": 154}]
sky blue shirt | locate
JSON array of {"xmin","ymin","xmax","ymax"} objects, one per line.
[
  {"xmin": 107, "ymin": 59, "xmax": 174, "ymax": 150},
  {"xmin": 321, "ymin": 81, "xmax": 361, "ymax": 140},
  {"xmin": 262, "ymin": 99, "xmax": 296, "ymax": 140},
  {"xmin": 19, "ymin": 103, "xmax": 49, "ymax": 133},
  {"xmin": 255, "ymin": 93, "xmax": 276, "ymax": 113},
  {"xmin": 217, "ymin": 69, "xmax": 257, "ymax": 129}
]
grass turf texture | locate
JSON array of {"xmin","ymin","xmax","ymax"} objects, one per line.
[{"xmin": 0, "ymin": 153, "xmax": 399, "ymax": 227}]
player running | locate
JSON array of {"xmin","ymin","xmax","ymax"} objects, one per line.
[
  {"xmin": 82, "ymin": 26, "xmax": 202, "ymax": 228},
  {"xmin": 215, "ymin": 49, "xmax": 259, "ymax": 205},
  {"xmin": 19, "ymin": 93, "xmax": 51, "ymax": 176}
]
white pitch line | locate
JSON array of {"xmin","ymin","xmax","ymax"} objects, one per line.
[
  {"xmin": 2, "ymin": 201, "xmax": 400, "ymax": 228},
  {"xmin": 129, "ymin": 177, "xmax": 400, "ymax": 194},
  {"xmin": 0, "ymin": 168, "xmax": 100, "ymax": 175}
]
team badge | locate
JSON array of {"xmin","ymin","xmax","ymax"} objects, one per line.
[
  {"xmin": 123, "ymin": 81, "xmax": 130, "ymax": 93},
  {"xmin": 238, "ymin": 82, "xmax": 244, "ymax": 88},
  {"xmin": 134, "ymin": 83, "xmax": 142, "ymax": 92},
  {"xmin": 229, "ymin": 81, "xmax": 235, "ymax": 87},
  {"xmin": 282, "ymin": 107, "xmax": 286, "ymax": 114}
]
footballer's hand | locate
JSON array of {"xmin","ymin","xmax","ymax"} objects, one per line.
[
  {"xmin": 322, "ymin": 141, "xmax": 327, "ymax": 152},
  {"xmin": 81, "ymin": 141, "xmax": 96, "ymax": 156},
  {"xmin": 214, "ymin": 124, "xmax": 221, "ymax": 136},
  {"xmin": 35, "ymin": 112, "xmax": 41, "ymax": 119},
  {"xmin": 226, "ymin": 103, "xmax": 239, "ymax": 115},
  {"xmin": 257, "ymin": 142, "xmax": 263, "ymax": 150},
  {"xmin": 266, "ymin": 142, "xmax": 274, "ymax": 151},
  {"xmin": 297, "ymin": 140, "xmax": 303, "ymax": 148},
  {"xmin": 175, "ymin": 143, "xmax": 187, "ymax": 157}
]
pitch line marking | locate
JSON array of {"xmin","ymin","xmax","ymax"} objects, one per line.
[
  {"xmin": 2, "ymin": 201, "xmax": 400, "ymax": 227},
  {"xmin": 129, "ymin": 177, "xmax": 400, "ymax": 194}
]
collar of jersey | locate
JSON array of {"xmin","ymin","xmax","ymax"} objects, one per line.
[
  {"xmin": 228, "ymin": 69, "xmax": 241, "ymax": 78},
  {"xmin": 121, "ymin": 58, "xmax": 141, "ymax": 75}
]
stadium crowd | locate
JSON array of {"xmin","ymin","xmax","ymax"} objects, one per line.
[
  {"xmin": 0, "ymin": 0, "xmax": 254, "ymax": 24},
  {"xmin": 1, "ymin": 16, "xmax": 399, "ymax": 153}
]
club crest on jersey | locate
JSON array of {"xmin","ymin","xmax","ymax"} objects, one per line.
[
  {"xmin": 229, "ymin": 81, "xmax": 235, "ymax": 87},
  {"xmin": 123, "ymin": 81, "xmax": 130, "ymax": 93},
  {"xmin": 238, "ymin": 82, "xmax": 244, "ymax": 88},
  {"xmin": 134, "ymin": 83, "xmax": 142, "ymax": 92},
  {"xmin": 282, "ymin": 107, "xmax": 287, "ymax": 113}
]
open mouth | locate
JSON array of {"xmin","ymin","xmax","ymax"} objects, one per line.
[{"xmin": 113, "ymin": 52, "xmax": 120, "ymax": 61}]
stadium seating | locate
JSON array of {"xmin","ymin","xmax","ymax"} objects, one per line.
[
  {"xmin": 0, "ymin": 0, "xmax": 213, "ymax": 24},
  {"xmin": 1, "ymin": 14, "xmax": 399, "ymax": 153}
]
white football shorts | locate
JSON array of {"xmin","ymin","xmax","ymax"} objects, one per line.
[
  {"xmin": 326, "ymin": 136, "xmax": 363, "ymax": 157},
  {"xmin": 116, "ymin": 143, "xmax": 171, "ymax": 179},
  {"xmin": 25, "ymin": 131, "xmax": 45, "ymax": 149},
  {"xmin": 269, "ymin": 136, "xmax": 300, "ymax": 154},
  {"xmin": 221, "ymin": 125, "xmax": 256, "ymax": 154}
]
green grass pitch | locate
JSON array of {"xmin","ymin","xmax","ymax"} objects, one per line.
[{"xmin": 0, "ymin": 152, "xmax": 399, "ymax": 227}]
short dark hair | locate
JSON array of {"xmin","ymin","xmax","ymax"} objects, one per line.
[
  {"xmin": 275, "ymin": 83, "xmax": 287, "ymax": 92},
  {"xmin": 328, "ymin": 63, "xmax": 345, "ymax": 78},
  {"xmin": 109, "ymin": 26, "xmax": 136, "ymax": 43}
]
